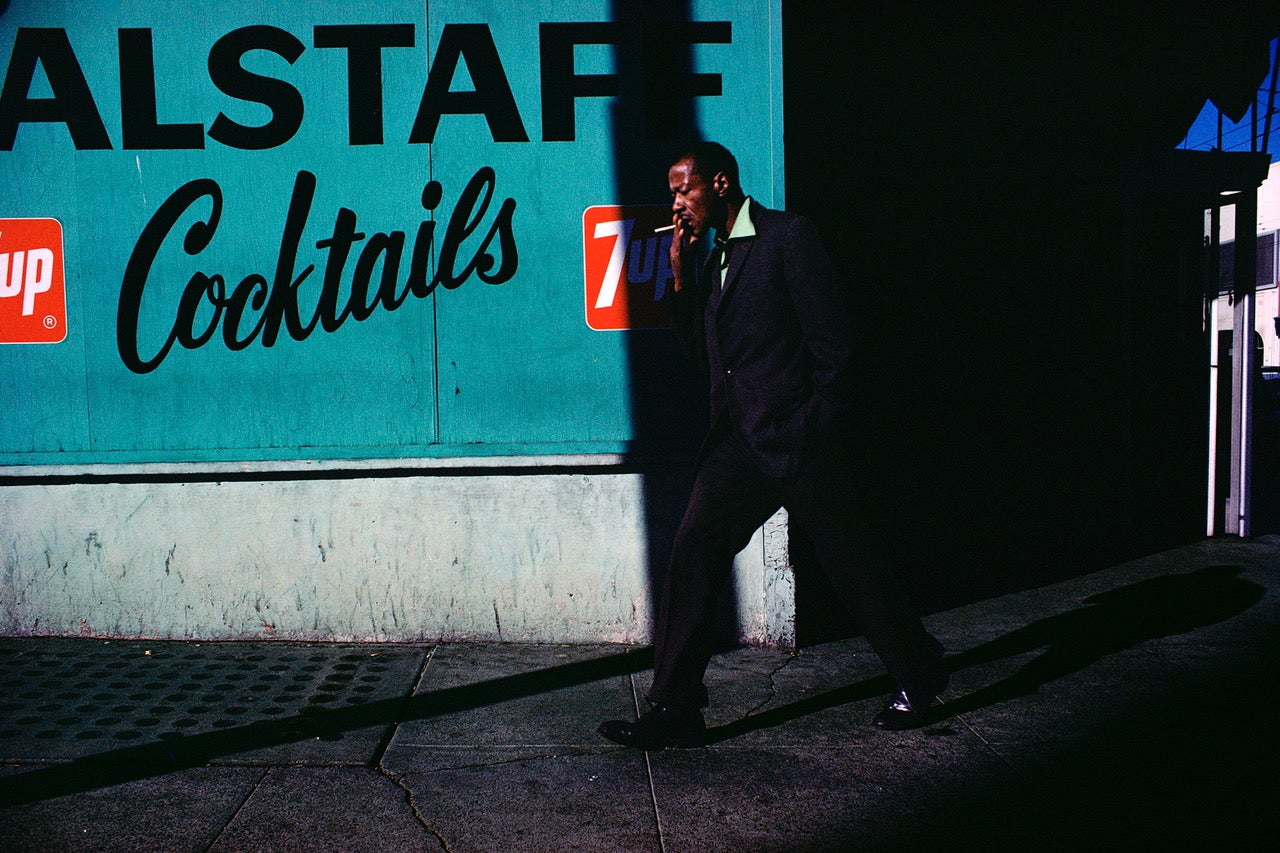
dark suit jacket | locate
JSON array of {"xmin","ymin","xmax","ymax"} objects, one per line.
[{"xmin": 669, "ymin": 203, "xmax": 853, "ymax": 478}]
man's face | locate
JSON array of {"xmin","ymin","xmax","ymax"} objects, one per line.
[{"xmin": 668, "ymin": 157, "xmax": 722, "ymax": 239}]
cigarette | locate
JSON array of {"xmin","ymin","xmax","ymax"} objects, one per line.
[{"xmin": 653, "ymin": 224, "xmax": 677, "ymax": 233}]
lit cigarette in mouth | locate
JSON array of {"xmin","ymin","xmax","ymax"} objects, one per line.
[{"xmin": 653, "ymin": 224, "xmax": 677, "ymax": 233}]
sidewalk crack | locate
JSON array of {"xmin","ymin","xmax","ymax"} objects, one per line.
[
  {"xmin": 956, "ymin": 714, "xmax": 1019, "ymax": 772},
  {"xmin": 371, "ymin": 645, "xmax": 451, "ymax": 850},
  {"xmin": 202, "ymin": 767, "xmax": 269, "ymax": 853},
  {"xmin": 381, "ymin": 768, "xmax": 453, "ymax": 853},
  {"xmin": 744, "ymin": 650, "xmax": 799, "ymax": 719}
]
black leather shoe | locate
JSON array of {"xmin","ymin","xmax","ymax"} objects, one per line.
[
  {"xmin": 872, "ymin": 688, "xmax": 941, "ymax": 731},
  {"xmin": 598, "ymin": 705, "xmax": 706, "ymax": 750}
]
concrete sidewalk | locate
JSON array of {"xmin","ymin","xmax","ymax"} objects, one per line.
[{"xmin": 0, "ymin": 535, "xmax": 1277, "ymax": 852}]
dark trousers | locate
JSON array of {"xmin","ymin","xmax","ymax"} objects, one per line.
[{"xmin": 648, "ymin": 423, "xmax": 945, "ymax": 710}]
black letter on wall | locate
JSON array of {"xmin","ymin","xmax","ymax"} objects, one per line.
[
  {"xmin": 538, "ymin": 23, "xmax": 624, "ymax": 142},
  {"xmin": 0, "ymin": 28, "xmax": 111, "ymax": 150},
  {"xmin": 119, "ymin": 29, "xmax": 204, "ymax": 150},
  {"xmin": 642, "ymin": 22, "xmax": 730, "ymax": 137},
  {"xmin": 208, "ymin": 26, "xmax": 305, "ymax": 150},
  {"xmin": 314, "ymin": 24, "xmax": 415, "ymax": 146},
  {"xmin": 410, "ymin": 24, "xmax": 527, "ymax": 144}
]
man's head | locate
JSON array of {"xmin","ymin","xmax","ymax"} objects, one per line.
[{"xmin": 668, "ymin": 141, "xmax": 744, "ymax": 239}]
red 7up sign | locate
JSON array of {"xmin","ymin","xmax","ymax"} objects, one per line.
[
  {"xmin": 583, "ymin": 205, "xmax": 675, "ymax": 331},
  {"xmin": 1, "ymin": 218, "xmax": 67, "ymax": 345}
]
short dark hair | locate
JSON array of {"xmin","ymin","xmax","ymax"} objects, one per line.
[{"xmin": 675, "ymin": 141, "xmax": 739, "ymax": 185}]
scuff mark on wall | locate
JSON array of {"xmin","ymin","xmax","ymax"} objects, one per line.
[
  {"xmin": 134, "ymin": 154, "xmax": 146, "ymax": 208},
  {"xmin": 125, "ymin": 496, "xmax": 150, "ymax": 523}
]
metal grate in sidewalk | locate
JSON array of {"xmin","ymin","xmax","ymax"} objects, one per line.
[{"xmin": 0, "ymin": 638, "xmax": 429, "ymax": 764}]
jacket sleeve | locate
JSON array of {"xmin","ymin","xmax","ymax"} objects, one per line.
[{"xmin": 783, "ymin": 216, "xmax": 854, "ymax": 436}]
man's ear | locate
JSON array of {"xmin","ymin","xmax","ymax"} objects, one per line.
[{"xmin": 713, "ymin": 171, "xmax": 731, "ymax": 196}]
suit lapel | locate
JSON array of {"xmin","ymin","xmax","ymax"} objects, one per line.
[{"xmin": 715, "ymin": 237, "xmax": 755, "ymax": 315}]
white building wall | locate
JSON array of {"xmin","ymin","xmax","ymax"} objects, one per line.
[
  {"xmin": 1213, "ymin": 159, "xmax": 1280, "ymax": 367},
  {"xmin": 0, "ymin": 461, "xmax": 795, "ymax": 646},
  {"xmin": 1219, "ymin": 159, "xmax": 1280, "ymax": 240}
]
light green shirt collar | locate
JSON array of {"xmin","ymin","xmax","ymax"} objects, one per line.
[
  {"xmin": 716, "ymin": 198, "xmax": 755, "ymax": 277},
  {"xmin": 726, "ymin": 196, "xmax": 756, "ymax": 242}
]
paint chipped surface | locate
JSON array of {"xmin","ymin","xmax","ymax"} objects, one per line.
[{"xmin": 0, "ymin": 473, "xmax": 790, "ymax": 643}]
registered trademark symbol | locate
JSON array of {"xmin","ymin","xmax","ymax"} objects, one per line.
[{"xmin": 43, "ymin": 315, "xmax": 57, "ymax": 329}]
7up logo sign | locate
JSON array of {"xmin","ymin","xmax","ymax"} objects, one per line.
[
  {"xmin": 583, "ymin": 205, "xmax": 675, "ymax": 331},
  {"xmin": 1, "ymin": 218, "xmax": 67, "ymax": 344}
]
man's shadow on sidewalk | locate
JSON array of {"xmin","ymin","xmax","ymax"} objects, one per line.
[
  {"xmin": 0, "ymin": 565, "xmax": 1265, "ymax": 805},
  {"xmin": 709, "ymin": 564, "xmax": 1265, "ymax": 742}
]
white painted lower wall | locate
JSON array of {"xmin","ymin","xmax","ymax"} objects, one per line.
[{"xmin": 0, "ymin": 457, "xmax": 795, "ymax": 646}]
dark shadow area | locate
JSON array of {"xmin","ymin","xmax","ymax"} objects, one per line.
[
  {"xmin": 825, "ymin": 650, "xmax": 1280, "ymax": 850},
  {"xmin": 849, "ymin": 572, "xmax": 1278, "ymax": 848},
  {"xmin": 710, "ymin": 565, "xmax": 1264, "ymax": 742},
  {"xmin": 935, "ymin": 564, "xmax": 1266, "ymax": 719},
  {"xmin": 608, "ymin": 0, "xmax": 707, "ymax": 458},
  {"xmin": 783, "ymin": 3, "xmax": 1280, "ymax": 636},
  {"xmin": 1254, "ymin": 369, "xmax": 1280, "ymax": 532},
  {"xmin": 716, "ymin": 563, "xmax": 1279, "ymax": 846},
  {"xmin": 0, "ymin": 647, "xmax": 654, "ymax": 807},
  {"xmin": 607, "ymin": 1, "xmax": 740, "ymax": 648},
  {"xmin": 930, "ymin": 685, "xmax": 1280, "ymax": 851}
]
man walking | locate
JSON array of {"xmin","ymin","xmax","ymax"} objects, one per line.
[{"xmin": 599, "ymin": 142, "xmax": 948, "ymax": 750}]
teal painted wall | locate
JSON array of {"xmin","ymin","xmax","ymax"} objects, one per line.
[{"xmin": 0, "ymin": 0, "xmax": 782, "ymax": 465}]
